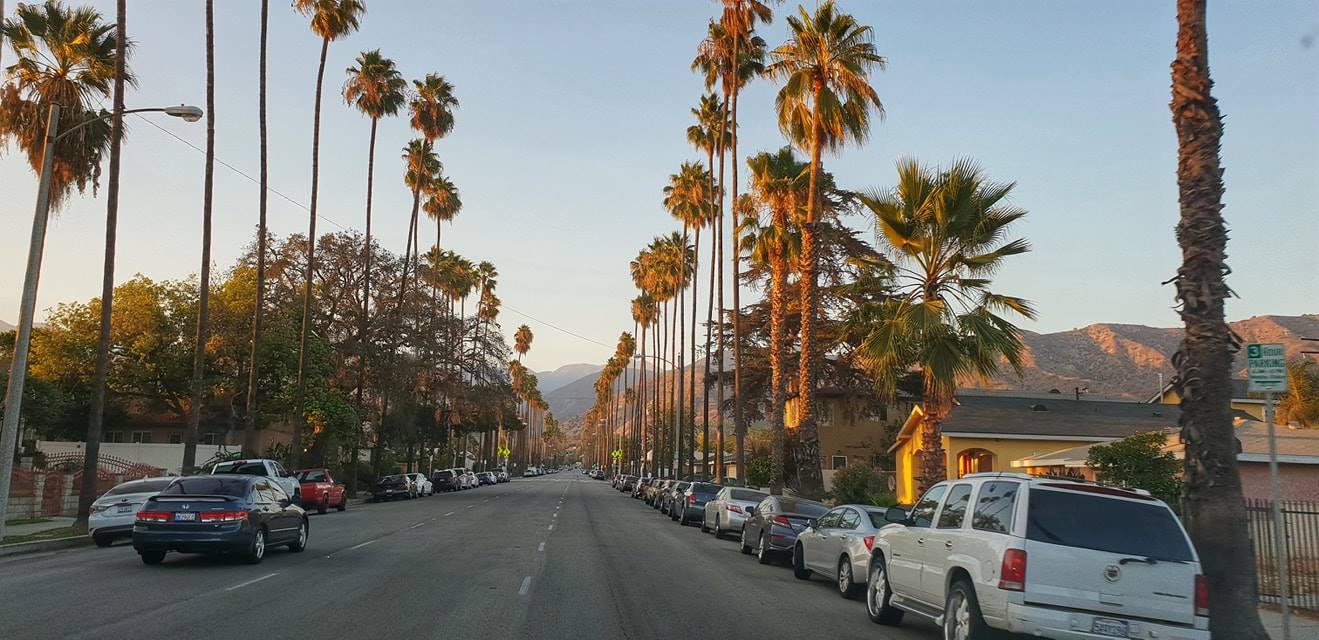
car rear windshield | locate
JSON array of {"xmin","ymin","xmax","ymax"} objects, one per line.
[
  {"xmin": 691, "ymin": 482, "xmax": 720, "ymax": 494},
  {"xmin": 730, "ymin": 489, "xmax": 766, "ymax": 502},
  {"xmin": 381, "ymin": 476, "xmax": 406, "ymax": 485},
  {"xmin": 780, "ymin": 499, "xmax": 828, "ymax": 517},
  {"xmin": 674, "ymin": 482, "xmax": 690, "ymax": 491},
  {"xmin": 297, "ymin": 470, "xmax": 328, "ymax": 482},
  {"xmin": 105, "ymin": 479, "xmax": 175, "ymax": 496},
  {"xmin": 213, "ymin": 462, "xmax": 267, "ymax": 476},
  {"xmin": 1026, "ymin": 489, "xmax": 1193, "ymax": 562},
  {"xmin": 160, "ymin": 477, "xmax": 250, "ymax": 497},
  {"xmin": 435, "ymin": 471, "xmax": 454, "ymax": 479}
]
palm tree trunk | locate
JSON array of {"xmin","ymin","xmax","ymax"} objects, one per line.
[
  {"xmin": 769, "ymin": 207, "xmax": 787, "ymax": 495},
  {"xmin": 689, "ymin": 224, "xmax": 700, "ymax": 477},
  {"xmin": 77, "ymin": 0, "xmax": 127, "ymax": 532},
  {"xmin": 730, "ymin": 76, "xmax": 746, "ymax": 488},
  {"xmin": 714, "ymin": 92, "xmax": 728, "ymax": 483},
  {"xmin": 794, "ymin": 86, "xmax": 825, "ymax": 497},
  {"xmin": 243, "ymin": 0, "xmax": 269, "ymax": 462},
  {"xmin": 670, "ymin": 295, "xmax": 679, "ymax": 476},
  {"xmin": 293, "ymin": 35, "xmax": 331, "ymax": 469},
  {"xmin": 1171, "ymin": 1, "xmax": 1268, "ymax": 634},
  {"xmin": 703, "ymin": 145, "xmax": 716, "ymax": 480},
  {"xmin": 350, "ymin": 114, "xmax": 377, "ymax": 496},
  {"xmin": 653, "ymin": 308, "xmax": 662, "ymax": 475},
  {"xmin": 637, "ymin": 321, "xmax": 647, "ymax": 475},
  {"xmin": 183, "ymin": 0, "xmax": 216, "ymax": 473},
  {"xmin": 677, "ymin": 224, "xmax": 687, "ymax": 477}
]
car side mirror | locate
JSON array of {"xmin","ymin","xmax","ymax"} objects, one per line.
[
  {"xmin": 884, "ymin": 506, "xmax": 910, "ymax": 524},
  {"xmin": 745, "ymin": 507, "xmax": 755, "ymax": 516},
  {"xmin": 279, "ymin": 498, "xmax": 293, "ymax": 508},
  {"xmin": 805, "ymin": 518, "xmax": 817, "ymax": 529}
]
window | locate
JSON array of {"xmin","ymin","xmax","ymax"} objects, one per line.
[
  {"xmin": 131, "ymin": 431, "xmax": 152, "ymax": 444},
  {"xmin": 839, "ymin": 509, "xmax": 861, "ymax": 530},
  {"xmin": 268, "ymin": 483, "xmax": 290, "ymax": 501},
  {"xmin": 831, "ymin": 455, "xmax": 847, "ymax": 470},
  {"xmin": 817, "ymin": 510, "xmax": 843, "ymax": 529},
  {"xmin": 937, "ymin": 483, "xmax": 973, "ymax": 529},
  {"xmin": 972, "ymin": 481, "xmax": 1019, "ymax": 534},
  {"xmin": 298, "ymin": 470, "xmax": 328, "ymax": 482},
  {"xmin": 909, "ymin": 485, "xmax": 947, "ymax": 528},
  {"xmin": 104, "ymin": 431, "xmax": 124, "ymax": 443},
  {"xmin": 168, "ymin": 432, "xmax": 182, "ymax": 444},
  {"xmin": 105, "ymin": 478, "xmax": 175, "ymax": 496},
  {"xmin": 202, "ymin": 433, "xmax": 221, "ymax": 445},
  {"xmin": 215, "ymin": 462, "xmax": 269, "ymax": 476},
  {"xmin": 1026, "ymin": 489, "xmax": 1193, "ymax": 561},
  {"xmin": 730, "ymin": 489, "xmax": 766, "ymax": 502}
]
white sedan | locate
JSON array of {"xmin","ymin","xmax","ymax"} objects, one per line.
[
  {"xmin": 407, "ymin": 472, "xmax": 433, "ymax": 496},
  {"xmin": 88, "ymin": 476, "xmax": 177, "ymax": 547}
]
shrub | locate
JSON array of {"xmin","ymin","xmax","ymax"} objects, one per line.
[
  {"xmin": 1086, "ymin": 431, "xmax": 1181, "ymax": 506},
  {"xmin": 746, "ymin": 456, "xmax": 780, "ymax": 488},
  {"xmin": 830, "ymin": 463, "xmax": 885, "ymax": 505}
]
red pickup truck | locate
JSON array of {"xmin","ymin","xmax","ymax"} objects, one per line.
[{"xmin": 293, "ymin": 468, "xmax": 348, "ymax": 514}]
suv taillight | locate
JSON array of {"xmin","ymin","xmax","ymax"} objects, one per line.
[
  {"xmin": 1195, "ymin": 574, "xmax": 1209, "ymax": 617},
  {"xmin": 998, "ymin": 548, "xmax": 1027, "ymax": 591},
  {"xmin": 688, "ymin": 494, "xmax": 697, "ymax": 504}
]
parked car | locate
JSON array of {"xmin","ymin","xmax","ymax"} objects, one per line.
[
  {"xmin": 462, "ymin": 469, "xmax": 479, "ymax": 488},
  {"xmin": 645, "ymin": 479, "xmax": 669, "ymax": 506},
  {"xmin": 478, "ymin": 472, "xmax": 497, "ymax": 486},
  {"xmin": 702, "ymin": 487, "xmax": 768, "ymax": 539},
  {"xmin": 864, "ymin": 473, "xmax": 1210, "ymax": 639},
  {"xmin": 497, "ymin": 469, "xmax": 510, "ymax": 483},
  {"xmin": 658, "ymin": 481, "xmax": 690, "ymax": 515},
  {"xmin": 739, "ymin": 495, "xmax": 828, "ymax": 564},
  {"xmin": 293, "ymin": 468, "xmax": 347, "ymax": 514},
  {"xmin": 132, "ymin": 474, "xmax": 307, "ymax": 565},
  {"xmin": 631, "ymin": 477, "xmax": 653, "ymax": 499},
  {"xmin": 371, "ymin": 474, "xmax": 415, "ymax": 501},
  {"xmin": 618, "ymin": 475, "xmax": 638, "ymax": 492},
  {"xmin": 406, "ymin": 472, "xmax": 433, "ymax": 496},
  {"xmin": 792, "ymin": 503, "xmax": 892, "ymax": 598},
  {"xmin": 431, "ymin": 468, "xmax": 461, "ymax": 493},
  {"xmin": 672, "ymin": 481, "xmax": 720, "ymax": 525},
  {"xmin": 211, "ymin": 458, "xmax": 300, "ymax": 501},
  {"xmin": 88, "ymin": 477, "xmax": 176, "ymax": 547},
  {"xmin": 524, "ymin": 467, "xmax": 540, "ymax": 478}
]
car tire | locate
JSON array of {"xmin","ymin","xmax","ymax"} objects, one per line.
[
  {"xmin": 713, "ymin": 517, "xmax": 724, "ymax": 539},
  {"xmin": 792, "ymin": 545, "xmax": 813, "ymax": 580},
  {"xmin": 93, "ymin": 534, "xmax": 114, "ymax": 548},
  {"xmin": 740, "ymin": 527, "xmax": 754, "ymax": 555},
  {"xmin": 757, "ymin": 533, "xmax": 772, "ymax": 565},
  {"xmin": 288, "ymin": 519, "xmax": 308, "ymax": 553},
  {"xmin": 700, "ymin": 516, "xmax": 710, "ymax": 533},
  {"xmin": 866, "ymin": 556, "xmax": 904, "ymax": 625},
  {"xmin": 944, "ymin": 578, "xmax": 991, "ymax": 640},
  {"xmin": 837, "ymin": 555, "xmax": 862, "ymax": 598},
  {"xmin": 318, "ymin": 495, "xmax": 329, "ymax": 515},
  {"xmin": 336, "ymin": 495, "xmax": 347, "ymax": 511},
  {"xmin": 138, "ymin": 549, "xmax": 165, "ymax": 565},
  {"xmin": 244, "ymin": 528, "xmax": 267, "ymax": 565}
]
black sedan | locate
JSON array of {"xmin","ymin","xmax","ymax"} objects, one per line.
[
  {"xmin": 131, "ymin": 474, "xmax": 308, "ymax": 565},
  {"xmin": 370, "ymin": 474, "xmax": 414, "ymax": 501}
]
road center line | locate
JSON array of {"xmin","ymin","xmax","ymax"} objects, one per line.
[
  {"xmin": 466, "ymin": 504, "xmax": 475, "ymax": 509},
  {"xmin": 444, "ymin": 511, "xmax": 455, "ymax": 516},
  {"xmin": 349, "ymin": 540, "xmax": 376, "ymax": 550},
  {"xmin": 518, "ymin": 576, "xmax": 532, "ymax": 595},
  {"xmin": 225, "ymin": 572, "xmax": 278, "ymax": 591},
  {"xmin": 409, "ymin": 522, "xmax": 426, "ymax": 529},
  {"xmin": 547, "ymin": 524, "xmax": 554, "ymax": 531},
  {"xmin": 537, "ymin": 542, "xmax": 545, "ymax": 552}
]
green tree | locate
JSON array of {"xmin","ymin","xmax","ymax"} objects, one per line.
[
  {"xmin": 1278, "ymin": 358, "xmax": 1319, "ymax": 428},
  {"xmin": 767, "ymin": 0, "xmax": 884, "ymax": 496},
  {"xmin": 1086, "ymin": 432, "xmax": 1181, "ymax": 505},
  {"xmin": 830, "ymin": 462, "xmax": 885, "ymax": 506}
]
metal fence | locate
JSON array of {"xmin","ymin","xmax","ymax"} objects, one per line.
[{"xmin": 1245, "ymin": 498, "xmax": 1319, "ymax": 612}]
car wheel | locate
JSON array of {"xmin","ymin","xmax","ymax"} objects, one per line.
[
  {"xmin": 944, "ymin": 578, "xmax": 991, "ymax": 640},
  {"xmin": 713, "ymin": 517, "xmax": 724, "ymax": 539},
  {"xmin": 757, "ymin": 533, "xmax": 772, "ymax": 565},
  {"xmin": 700, "ymin": 516, "xmax": 710, "ymax": 533},
  {"xmin": 336, "ymin": 495, "xmax": 347, "ymax": 511},
  {"xmin": 837, "ymin": 555, "xmax": 862, "ymax": 598},
  {"xmin": 867, "ymin": 556, "xmax": 904, "ymax": 625},
  {"xmin": 245, "ymin": 528, "xmax": 267, "ymax": 564},
  {"xmin": 288, "ymin": 519, "xmax": 308, "ymax": 552},
  {"xmin": 318, "ymin": 495, "xmax": 329, "ymax": 514},
  {"xmin": 93, "ymin": 534, "xmax": 114, "ymax": 548},
  {"xmin": 792, "ymin": 544, "xmax": 812, "ymax": 580},
  {"xmin": 138, "ymin": 549, "xmax": 165, "ymax": 565},
  {"xmin": 740, "ymin": 527, "xmax": 754, "ymax": 555}
]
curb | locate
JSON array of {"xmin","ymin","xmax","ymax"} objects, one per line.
[{"xmin": 0, "ymin": 535, "xmax": 92, "ymax": 558}]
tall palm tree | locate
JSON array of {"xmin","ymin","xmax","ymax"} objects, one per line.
[
  {"xmin": 291, "ymin": 0, "xmax": 364, "ymax": 467},
  {"xmin": 1170, "ymin": 0, "xmax": 1269, "ymax": 633},
  {"xmin": 514, "ymin": 325, "xmax": 534, "ymax": 362},
  {"xmin": 686, "ymin": 93, "xmax": 722, "ymax": 472},
  {"xmin": 72, "ymin": 0, "xmax": 128, "ymax": 532},
  {"xmin": 242, "ymin": 0, "xmax": 270, "ymax": 458},
  {"xmin": 767, "ymin": 0, "xmax": 883, "ymax": 495},
  {"xmin": 423, "ymin": 174, "xmax": 461, "ymax": 296},
  {"xmin": 182, "ymin": 0, "xmax": 216, "ymax": 473},
  {"xmin": 664, "ymin": 161, "xmax": 712, "ymax": 474}
]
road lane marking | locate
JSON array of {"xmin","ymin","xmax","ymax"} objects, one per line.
[
  {"xmin": 538, "ymin": 542, "xmax": 545, "ymax": 552},
  {"xmin": 225, "ymin": 572, "xmax": 278, "ymax": 591},
  {"xmin": 466, "ymin": 504, "xmax": 475, "ymax": 509},
  {"xmin": 547, "ymin": 524, "xmax": 554, "ymax": 531},
  {"xmin": 518, "ymin": 576, "xmax": 532, "ymax": 595},
  {"xmin": 552, "ymin": 513, "xmax": 557, "ymax": 519},
  {"xmin": 349, "ymin": 540, "xmax": 376, "ymax": 550},
  {"xmin": 409, "ymin": 522, "xmax": 426, "ymax": 529},
  {"xmin": 444, "ymin": 511, "xmax": 455, "ymax": 516},
  {"xmin": 483, "ymin": 499, "xmax": 489, "ymax": 503}
]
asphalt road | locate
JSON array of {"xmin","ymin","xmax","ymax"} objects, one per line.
[{"xmin": 0, "ymin": 474, "xmax": 941, "ymax": 640}]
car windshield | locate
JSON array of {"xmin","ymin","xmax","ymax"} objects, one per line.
[
  {"xmin": 730, "ymin": 489, "xmax": 766, "ymax": 502},
  {"xmin": 160, "ymin": 477, "xmax": 250, "ymax": 497},
  {"xmin": 104, "ymin": 479, "xmax": 174, "ymax": 496},
  {"xmin": 1026, "ymin": 489, "xmax": 1194, "ymax": 562},
  {"xmin": 297, "ymin": 470, "xmax": 328, "ymax": 482}
]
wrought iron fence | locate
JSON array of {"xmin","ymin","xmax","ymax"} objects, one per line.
[{"xmin": 1245, "ymin": 498, "xmax": 1319, "ymax": 612}]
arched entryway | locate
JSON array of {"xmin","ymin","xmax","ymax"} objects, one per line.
[{"xmin": 957, "ymin": 448, "xmax": 994, "ymax": 477}]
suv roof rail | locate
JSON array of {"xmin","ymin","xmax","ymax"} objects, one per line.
[{"xmin": 960, "ymin": 471, "xmax": 1154, "ymax": 497}]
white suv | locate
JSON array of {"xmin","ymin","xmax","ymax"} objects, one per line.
[{"xmin": 866, "ymin": 472, "xmax": 1209, "ymax": 640}]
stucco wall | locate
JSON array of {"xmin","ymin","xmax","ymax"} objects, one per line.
[{"xmin": 1238, "ymin": 461, "xmax": 1319, "ymax": 501}]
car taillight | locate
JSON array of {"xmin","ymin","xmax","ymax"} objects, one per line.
[
  {"xmin": 688, "ymin": 494, "xmax": 697, "ymax": 504},
  {"xmin": 1195, "ymin": 574, "xmax": 1209, "ymax": 617},
  {"xmin": 136, "ymin": 511, "xmax": 170, "ymax": 523},
  {"xmin": 199, "ymin": 511, "xmax": 248, "ymax": 523},
  {"xmin": 862, "ymin": 535, "xmax": 875, "ymax": 551},
  {"xmin": 727, "ymin": 504, "xmax": 743, "ymax": 514},
  {"xmin": 998, "ymin": 548, "xmax": 1027, "ymax": 591},
  {"xmin": 772, "ymin": 515, "xmax": 792, "ymax": 526}
]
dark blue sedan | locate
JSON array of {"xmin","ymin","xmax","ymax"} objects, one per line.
[{"xmin": 131, "ymin": 474, "xmax": 308, "ymax": 565}]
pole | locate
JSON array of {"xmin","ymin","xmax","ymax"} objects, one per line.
[
  {"xmin": 1265, "ymin": 391, "xmax": 1291, "ymax": 640},
  {"xmin": 0, "ymin": 104, "xmax": 61, "ymax": 543}
]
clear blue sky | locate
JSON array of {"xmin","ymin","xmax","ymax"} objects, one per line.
[{"xmin": 2, "ymin": 1, "xmax": 1315, "ymax": 373}]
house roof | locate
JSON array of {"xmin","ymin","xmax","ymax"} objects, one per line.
[
  {"xmin": 1145, "ymin": 378, "xmax": 1253, "ymax": 404},
  {"xmin": 1011, "ymin": 419, "xmax": 1319, "ymax": 467},
  {"xmin": 938, "ymin": 394, "xmax": 1182, "ymax": 439}
]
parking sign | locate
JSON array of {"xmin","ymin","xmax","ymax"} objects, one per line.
[{"xmin": 1247, "ymin": 343, "xmax": 1288, "ymax": 393}]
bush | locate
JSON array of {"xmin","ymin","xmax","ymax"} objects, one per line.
[
  {"xmin": 1086, "ymin": 431, "xmax": 1181, "ymax": 506},
  {"xmin": 830, "ymin": 464, "xmax": 885, "ymax": 505},
  {"xmin": 746, "ymin": 456, "xmax": 780, "ymax": 488}
]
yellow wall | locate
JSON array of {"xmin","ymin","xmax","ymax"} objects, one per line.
[
  {"xmin": 785, "ymin": 395, "xmax": 908, "ymax": 485},
  {"xmin": 1157, "ymin": 388, "xmax": 1266, "ymax": 421}
]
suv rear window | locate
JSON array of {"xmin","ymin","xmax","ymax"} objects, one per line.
[
  {"xmin": 435, "ymin": 470, "xmax": 454, "ymax": 480},
  {"xmin": 1026, "ymin": 489, "xmax": 1193, "ymax": 562},
  {"xmin": 214, "ymin": 462, "xmax": 267, "ymax": 475}
]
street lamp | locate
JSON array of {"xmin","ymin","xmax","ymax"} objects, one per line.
[{"xmin": 0, "ymin": 102, "xmax": 203, "ymax": 541}]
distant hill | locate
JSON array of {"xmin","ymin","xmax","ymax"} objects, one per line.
[{"xmin": 535, "ymin": 363, "xmax": 603, "ymax": 394}]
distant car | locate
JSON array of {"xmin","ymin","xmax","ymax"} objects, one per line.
[
  {"xmin": 739, "ymin": 495, "xmax": 829, "ymax": 564},
  {"xmin": 477, "ymin": 472, "xmax": 497, "ymax": 486},
  {"xmin": 293, "ymin": 467, "xmax": 347, "ymax": 513},
  {"xmin": 618, "ymin": 475, "xmax": 638, "ymax": 492},
  {"xmin": 702, "ymin": 487, "xmax": 768, "ymax": 538},
  {"xmin": 523, "ymin": 468, "xmax": 540, "ymax": 478},
  {"xmin": 406, "ymin": 472, "xmax": 433, "ymax": 496},
  {"xmin": 659, "ymin": 481, "xmax": 690, "ymax": 515},
  {"xmin": 371, "ymin": 474, "xmax": 414, "ymax": 501},
  {"xmin": 631, "ymin": 477, "xmax": 653, "ymax": 499},
  {"xmin": 672, "ymin": 481, "xmax": 721, "ymax": 526},
  {"xmin": 211, "ymin": 458, "xmax": 300, "ymax": 501},
  {"xmin": 792, "ymin": 503, "xmax": 892, "ymax": 598},
  {"xmin": 88, "ymin": 477, "xmax": 176, "ymax": 547},
  {"xmin": 645, "ymin": 479, "xmax": 669, "ymax": 506},
  {"xmin": 497, "ymin": 469, "xmax": 510, "ymax": 483},
  {"xmin": 132, "ymin": 474, "xmax": 307, "ymax": 565},
  {"xmin": 431, "ymin": 468, "xmax": 461, "ymax": 493}
]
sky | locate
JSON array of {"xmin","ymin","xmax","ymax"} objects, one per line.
[{"xmin": 1, "ymin": 0, "xmax": 1316, "ymax": 374}]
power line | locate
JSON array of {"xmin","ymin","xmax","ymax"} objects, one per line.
[{"xmin": 501, "ymin": 303, "xmax": 614, "ymax": 350}]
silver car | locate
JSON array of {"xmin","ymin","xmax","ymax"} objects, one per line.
[
  {"xmin": 88, "ymin": 476, "xmax": 176, "ymax": 547},
  {"xmin": 791, "ymin": 504, "xmax": 891, "ymax": 599},
  {"xmin": 702, "ymin": 487, "xmax": 768, "ymax": 539}
]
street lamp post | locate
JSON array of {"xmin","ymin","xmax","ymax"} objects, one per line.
[{"xmin": 0, "ymin": 103, "xmax": 202, "ymax": 542}]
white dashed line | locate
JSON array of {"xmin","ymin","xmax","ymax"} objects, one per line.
[
  {"xmin": 538, "ymin": 542, "xmax": 545, "ymax": 552},
  {"xmin": 552, "ymin": 513, "xmax": 557, "ymax": 519},
  {"xmin": 466, "ymin": 505, "xmax": 475, "ymax": 509},
  {"xmin": 518, "ymin": 576, "xmax": 533, "ymax": 595},
  {"xmin": 349, "ymin": 540, "xmax": 376, "ymax": 550},
  {"xmin": 547, "ymin": 524, "xmax": 554, "ymax": 531},
  {"xmin": 444, "ymin": 512, "xmax": 455, "ymax": 516},
  {"xmin": 409, "ymin": 522, "xmax": 426, "ymax": 529},
  {"xmin": 226, "ymin": 572, "xmax": 278, "ymax": 591}
]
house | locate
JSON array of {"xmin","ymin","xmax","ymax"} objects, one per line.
[
  {"xmin": 889, "ymin": 392, "xmax": 1196, "ymax": 504},
  {"xmin": 785, "ymin": 386, "xmax": 914, "ymax": 491},
  {"xmin": 1148, "ymin": 378, "xmax": 1268, "ymax": 421}
]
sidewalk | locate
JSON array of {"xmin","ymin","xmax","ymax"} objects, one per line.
[
  {"xmin": 3, "ymin": 517, "xmax": 75, "ymax": 538},
  {"xmin": 1262, "ymin": 607, "xmax": 1319, "ymax": 640}
]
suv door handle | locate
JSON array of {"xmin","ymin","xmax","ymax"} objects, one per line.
[
  {"xmin": 916, "ymin": 537, "xmax": 926, "ymax": 545},
  {"xmin": 944, "ymin": 540, "xmax": 953, "ymax": 549}
]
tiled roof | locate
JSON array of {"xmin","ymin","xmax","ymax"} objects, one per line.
[{"xmin": 941, "ymin": 394, "xmax": 1182, "ymax": 439}]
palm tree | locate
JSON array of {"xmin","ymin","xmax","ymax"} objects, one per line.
[
  {"xmin": 767, "ymin": 0, "xmax": 884, "ymax": 495},
  {"xmin": 1169, "ymin": 1, "xmax": 1269, "ymax": 633},
  {"xmin": 242, "ymin": 0, "xmax": 270, "ymax": 458},
  {"xmin": 291, "ymin": 0, "xmax": 364, "ymax": 467},
  {"xmin": 514, "ymin": 325, "xmax": 534, "ymax": 362},
  {"xmin": 182, "ymin": 0, "xmax": 216, "ymax": 473},
  {"xmin": 686, "ymin": 93, "xmax": 723, "ymax": 471},
  {"xmin": 72, "ymin": 0, "xmax": 128, "ymax": 532},
  {"xmin": 410, "ymin": 73, "xmax": 458, "ymax": 143},
  {"xmin": 664, "ymin": 161, "xmax": 712, "ymax": 475},
  {"xmin": 423, "ymin": 174, "xmax": 461, "ymax": 296}
]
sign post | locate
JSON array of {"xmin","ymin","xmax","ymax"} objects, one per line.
[{"xmin": 1248, "ymin": 343, "xmax": 1290, "ymax": 640}]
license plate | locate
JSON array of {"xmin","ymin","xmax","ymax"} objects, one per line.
[
  {"xmin": 116, "ymin": 505, "xmax": 133, "ymax": 513},
  {"xmin": 174, "ymin": 512, "xmax": 197, "ymax": 522},
  {"xmin": 1091, "ymin": 618, "xmax": 1129, "ymax": 638}
]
